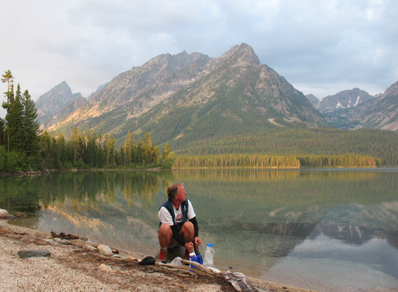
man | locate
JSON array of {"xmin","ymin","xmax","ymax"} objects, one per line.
[{"xmin": 157, "ymin": 183, "xmax": 202, "ymax": 262}]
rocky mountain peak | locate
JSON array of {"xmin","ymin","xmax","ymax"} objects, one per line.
[
  {"xmin": 381, "ymin": 80, "xmax": 398, "ymax": 99},
  {"xmin": 35, "ymin": 81, "xmax": 82, "ymax": 125},
  {"xmin": 141, "ymin": 50, "xmax": 211, "ymax": 75},
  {"xmin": 318, "ymin": 88, "xmax": 374, "ymax": 113},
  {"xmin": 217, "ymin": 43, "xmax": 260, "ymax": 66}
]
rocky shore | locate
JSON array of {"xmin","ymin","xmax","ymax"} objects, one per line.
[{"xmin": 0, "ymin": 220, "xmax": 315, "ymax": 292}]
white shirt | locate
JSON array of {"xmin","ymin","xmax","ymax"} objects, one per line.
[{"xmin": 158, "ymin": 200, "xmax": 196, "ymax": 226}]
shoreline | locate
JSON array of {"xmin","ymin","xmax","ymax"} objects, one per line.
[{"xmin": 0, "ymin": 221, "xmax": 315, "ymax": 292}]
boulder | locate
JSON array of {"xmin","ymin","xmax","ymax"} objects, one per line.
[
  {"xmin": 97, "ymin": 244, "xmax": 113, "ymax": 256},
  {"xmin": 0, "ymin": 209, "xmax": 13, "ymax": 219},
  {"xmin": 0, "ymin": 209, "xmax": 8, "ymax": 217}
]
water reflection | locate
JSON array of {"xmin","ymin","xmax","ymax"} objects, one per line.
[{"xmin": 1, "ymin": 169, "xmax": 398, "ymax": 290}]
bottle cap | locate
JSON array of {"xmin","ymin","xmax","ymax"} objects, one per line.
[
  {"xmin": 189, "ymin": 251, "xmax": 196, "ymax": 257},
  {"xmin": 207, "ymin": 243, "xmax": 213, "ymax": 247}
]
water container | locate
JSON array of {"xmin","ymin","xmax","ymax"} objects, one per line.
[
  {"xmin": 189, "ymin": 251, "xmax": 198, "ymax": 269},
  {"xmin": 194, "ymin": 245, "xmax": 203, "ymax": 264},
  {"xmin": 196, "ymin": 253, "xmax": 203, "ymax": 265},
  {"xmin": 203, "ymin": 243, "xmax": 215, "ymax": 267}
]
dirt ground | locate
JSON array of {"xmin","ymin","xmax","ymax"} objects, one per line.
[{"xmin": 0, "ymin": 221, "xmax": 316, "ymax": 292}]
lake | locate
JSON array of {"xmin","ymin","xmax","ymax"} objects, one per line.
[{"xmin": 1, "ymin": 168, "xmax": 398, "ymax": 291}]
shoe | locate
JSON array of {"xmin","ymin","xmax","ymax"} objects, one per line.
[{"xmin": 157, "ymin": 249, "xmax": 167, "ymax": 263}]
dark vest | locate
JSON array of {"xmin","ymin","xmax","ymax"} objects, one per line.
[{"xmin": 159, "ymin": 199, "xmax": 190, "ymax": 230}]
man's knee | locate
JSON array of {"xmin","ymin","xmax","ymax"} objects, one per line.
[
  {"xmin": 159, "ymin": 223, "xmax": 172, "ymax": 237},
  {"xmin": 181, "ymin": 221, "xmax": 194, "ymax": 234}
]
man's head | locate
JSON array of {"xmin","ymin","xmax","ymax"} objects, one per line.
[{"xmin": 167, "ymin": 183, "xmax": 186, "ymax": 203}]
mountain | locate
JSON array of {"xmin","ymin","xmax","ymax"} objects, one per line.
[
  {"xmin": 35, "ymin": 81, "xmax": 82, "ymax": 125},
  {"xmin": 45, "ymin": 44, "xmax": 328, "ymax": 148},
  {"xmin": 317, "ymin": 88, "xmax": 375, "ymax": 113},
  {"xmin": 42, "ymin": 96, "xmax": 88, "ymax": 129},
  {"xmin": 87, "ymin": 82, "xmax": 110, "ymax": 99},
  {"xmin": 323, "ymin": 80, "xmax": 398, "ymax": 130},
  {"xmin": 306, "ymin": 94, "xmax": 319, "ymax": 107}
]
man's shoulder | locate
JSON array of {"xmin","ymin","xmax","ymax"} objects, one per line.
[{"xmin": 161, "ymin": 200, "xmax": 172, "ymax": 208}]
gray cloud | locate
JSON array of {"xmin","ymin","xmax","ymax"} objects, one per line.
[{"xmin": 1, "ymin": 0, "xmax": 397, "ymax": 118}]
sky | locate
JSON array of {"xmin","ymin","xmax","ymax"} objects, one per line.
[{"xmin": 1, "ymin": 0, "xmax": 398, "ymax": 118}]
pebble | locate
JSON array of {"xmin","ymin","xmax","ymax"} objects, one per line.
[
  {"xmin": 17, "ymin": 249, "xmax": 51, "ymax": 259},
  {"xmin": 99, "ymin": 264, "xmax": 113, "ymax": 272}
]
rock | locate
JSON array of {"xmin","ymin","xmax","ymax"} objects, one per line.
[
  {"xmin": 17, "ymin": 249, "xmax": 51, "ymax": 259},
  {"xmin": 97, "ymin": 244, "xmax": 113, "ymax": 256},
  {"xmin": 139, "ymin": 256, "xmax": 155, "ymax": 266},
  {"xmin": 99, "ymin": 264, "xmax": 113, "ymax": 272},
  {"xmin": 0, "ymin": 209, "xmax": 8, "ymax": 217}
]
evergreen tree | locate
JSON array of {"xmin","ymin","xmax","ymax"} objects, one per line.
[
  {"xmin": 2, "ymin": 83, "xmax": 14, "ymax": 153},
  {"xmin": 0, "ymin": 117, "xmax": 4, "ymax": 147},
  {"xmin": 1, "ymin": 70, "xmax": 14, "ymax": 92},
  {"xmin": 1, "ymin": 70, "xmax": 14, "ymax": 153},
  {"xmin": 8, "ymin": 84, "xmax": 24, "ymax": 152},
  {"xmin": 22, "ymin": 89, "xmax": 40, "ymax": 156}
]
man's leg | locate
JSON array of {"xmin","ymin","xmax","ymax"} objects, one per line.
[
  {"xmin": 157, "ymin": 223, "xmax": 173, "ymax": 261},
  {"xmin": 180, "ymin": 221, "xmax": 195, "ymax": 258},
  {"xmin": 158, "ymin": 223, "xmax": 173, "ymax": 248},
  {"xmin": 180, "ymin": 221, "xmax": 194, "ymax": 243}
]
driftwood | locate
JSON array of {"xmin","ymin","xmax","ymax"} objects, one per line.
[
  {"xmin": 87, "ymin": 252, "xmax": 136, "ymax": 262},
  {"xmin": 51, "ymin": 231, "xmax": 80, "ymax": 240},
  {"xmin": 179, "ymin": 258, "xmax": 218, "ymax": 276},
  {"xmin": 155, "ymin": 258, "xmax": 221, "ymax": 278},
  {"xmin": 223, "ymin": 271, "xmax": 259, "ymax": 292}
]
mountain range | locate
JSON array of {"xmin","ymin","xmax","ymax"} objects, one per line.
[{"xmin": 35, "ymin": 43, "xmax": 398, "ymax": 151}]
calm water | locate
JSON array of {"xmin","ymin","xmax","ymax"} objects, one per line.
[{"xmin": 1, "ymin": 169, "xmax": 398, "ymax": 291}]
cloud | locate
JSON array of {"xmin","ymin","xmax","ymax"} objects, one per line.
[{"xmin": 1, "ymin": 0, "xmax": 398, "ymax": 118}]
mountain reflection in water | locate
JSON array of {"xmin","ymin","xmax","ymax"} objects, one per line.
[{"xmin": 1, "ymin": 169, "xmax": 398, "ymax": 291}]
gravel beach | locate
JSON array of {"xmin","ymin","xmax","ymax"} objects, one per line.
[{"xmin": 0, "ymin": 221, "xmax": 315, "ymax": 292}]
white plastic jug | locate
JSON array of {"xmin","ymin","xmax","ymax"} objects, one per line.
[{"xmin": 203, "ymin": 243, "xmax": 215, "ymax": 267}]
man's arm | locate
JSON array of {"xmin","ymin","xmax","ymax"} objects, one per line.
[{"xmin": 190, "ymin": 216, "xmax": 199, "ymax": 238}]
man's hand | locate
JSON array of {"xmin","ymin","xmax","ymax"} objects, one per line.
[
  {"xmin": 185, "ymin": 242, "xmax": 194, "ymax": 253},
  {"xmin": 193, "ymin": 237, "xmax": 202, "ymax": 247}
]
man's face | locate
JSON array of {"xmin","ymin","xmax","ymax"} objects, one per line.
[{"xmin": 177, "ymin": 185, "xmax": 187, "ymax": 202}]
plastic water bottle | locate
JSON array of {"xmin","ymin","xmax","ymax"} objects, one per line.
[
  {"xmin": 189, "ymin": 251, "xmax": 198, "ymax": 269},
  {"xmin": 203, "ymin": 243, "xmax": 215, "ymax": 267}
]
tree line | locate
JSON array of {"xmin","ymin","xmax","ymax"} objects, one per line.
[
  {"xmin": 172, "ymin": 153, "xmax": 381, "ymax": 169},
  {"xmin": 39, "ymin": 129, "xmax": 174, "ymax": 170},
  {"xmin": 0, "ymin": 70, "xmax": 173, "ymax": 172},
  {"xmin": 172, "ymin": 128, "xmax": 398, "ymax": 166}
]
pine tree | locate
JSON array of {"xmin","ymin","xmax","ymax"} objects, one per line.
[
  {"xmin": 0, "ymin": 117, "xmax": 4, "ymax": 147},
  {"xmin": 21, "ymin": 89, "xmax": 40, "ymax": 157},
  {"xmin": 1, "ymin": 70, "xmax": 14, "ymax": 93},
  {"xmin": 8, "ymin": 84, "xmax": 25, "ymax": 152}
]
